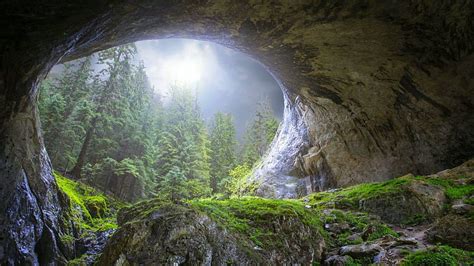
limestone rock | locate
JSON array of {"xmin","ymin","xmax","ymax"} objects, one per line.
[
  {"xmin": 324, "ymin": 255, "xmax": 353, "ymax": 266},
  {"xmin": 339, "ymin": 243, "xmax": 383, "ymax": 258},
  {"xmin": 99, "ymin": 200, "xmax": 325, "ymax": 265},
  {"xmin": 451, "ymin": 203, "xmax": 474, "ymax": 215},
  {"xmin": 360, "ymin": 181, "xmax": 446, "ymax": 224},
  {"xmin": 427, "ymin": 215, "xmax": 474, "ymax": 250}
]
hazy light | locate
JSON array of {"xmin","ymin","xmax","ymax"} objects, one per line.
[
  {"xmin": 135, "ymin": 39, "xmax": 284, "ymax": 138},
  {"xmin": 164, "ymin": 58, "xmax": 202, "ymax": 86},
  {"xmin": 137, "ymin": 40, "xmax": 213, "ymax": 95}
]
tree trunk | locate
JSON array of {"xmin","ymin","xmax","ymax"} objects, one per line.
[{"xmin": 69, "ymin": 117, "xmax": 97, "ymax": 179}]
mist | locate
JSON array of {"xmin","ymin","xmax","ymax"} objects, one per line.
[{"xmin": 135, "ymin": 39, "xmax": 284, "ymax": 138}]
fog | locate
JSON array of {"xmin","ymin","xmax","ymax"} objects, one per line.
[{"xmin": 136, "ymin": 39, "xmax": 284, "ymax": 138}]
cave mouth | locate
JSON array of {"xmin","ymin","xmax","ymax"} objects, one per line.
[{"xmin": 40, "ymin": 38, "xmax": 286, "ymax": 201}]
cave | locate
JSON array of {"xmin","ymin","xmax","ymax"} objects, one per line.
[{"xmin": 1, "ymin": 1, "xmax": 473, "ymax": 264}]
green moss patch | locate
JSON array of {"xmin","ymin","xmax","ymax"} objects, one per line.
[
  {"xmin": 307, "ymin": 177, "xmax": 411, "ymax": 209},
  {"xmin": 189, "ymin": 197, "xmax": 325, "ymax": 249},
  {"xmin": 402, "ymin": 245, "xmax": 474, "ymax": 266},
  {"xmin": 421, "ymin": 176, "xmax": 474, "ymax": 203},
  {"xmin": 55, "ymin": 171, "xmax": 124, "ymax": 231},
  {"xmin": 320, "ymin": 209, "xmax": 398, "ymax": 246}
]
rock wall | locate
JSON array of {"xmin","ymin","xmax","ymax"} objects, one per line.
[{"xmin": 1, "ymin": 0, "xmax": 473, "ymax": 261}]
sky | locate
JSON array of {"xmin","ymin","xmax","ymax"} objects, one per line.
[{"xmin": 135, "ymin": 39, "xmax": 284, "ymax": 138}]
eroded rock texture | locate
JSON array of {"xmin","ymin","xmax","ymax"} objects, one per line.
[
  {"xmin": 1, "ymin": 1, "xmax": 473, "ymax": 262},
  {"xmin": 98, "ymin": 199, "xmax": 325, "ymax": 265}
]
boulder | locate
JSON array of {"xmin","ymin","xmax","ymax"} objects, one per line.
[
  {"xmin": 427, "ymin": 215, "xmax": 474, "ymax": 250},
  {"xmin": 324, "ymin": 255, "xmax": 353, "ymax": 266},
  {"xmin": 99, "ymin": 199, "xmax": 326, "ymax": 265},
  {"xmin": 360, "ymin": 181, "xmax": 446, "ymax": 224},
  {"xmin": 339, "ymin": 243, "xmax": 383, "ymax": 258},
  {"xmin": 451, "ymin": 203, "xmax": 474, "ymax": 215}
]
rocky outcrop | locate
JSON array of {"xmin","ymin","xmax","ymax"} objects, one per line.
[
  {"xmin": 1, "ymin": 1, "xmax": 474, "ymax": 261},
  {"xmin": 427, "ymin": 215, "xmax": 474, "ymax": 251},
  {"xmin": 98, "ymin": 163, "xmax": 474, "ymax": 265},
  {"xmin": 99, "ymin": 198, "xmax": 325, "ymax": 265},
  {"xmin": 359, "ymin": 179, "xmax": 446, "ymax": 224},
  {"xmin": 55, "ymin": 172, "xmax": 122, "ymax": 264}
]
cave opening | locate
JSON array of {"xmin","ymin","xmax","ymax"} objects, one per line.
[
  {"xmin": 40, "ymin": 38, "xmax": 286, "ymax": 202},
  {"xmin": 1, "ymin": 1, "xmax": 473, "ymax": 264}
]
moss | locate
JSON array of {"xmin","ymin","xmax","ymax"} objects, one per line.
[
  {"xmin": 118, "ymin": 198, "xmax": 189, "ymax": 224},
  {"xmin": 320, "ymin": 209, "xmax": 398, "ymax": 246},
  {"xmin": 402, "ymin": 245, "xmax": 474, "ymax": 266},
  {"xmin": 307, "ymin": 177, "xmax": 411, "ymax": 209},
  {"xmin": 307, "ymin": 175, "xmax": 473, "ymax": 226},
  {"xmin": 54, "ymin": 171, "xmax": 123, "ymax": 232},
  {"xmin": 67, "ymin": 254, "xmax": 89, "ymax": 266},
  {"xmin": 402, "ymin": 214, "xmax": 427, "ymax": 226},
  {"xmin": 422, "ymin": 176, "xmax": 474, "ymax": 202},
  {"xmin": 60, "ymin": 234, "xmax": 75, "ymax": 246},
  {"xmin": 189, "ymin": 197, "xmax": 325, "ymax": 249},
  {"xmin": 365, "ymin": 223, "xmax": 398, "ymax": 241}
]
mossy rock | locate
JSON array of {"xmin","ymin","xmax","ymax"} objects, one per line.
[
  {"xmin": 305, "ymin": 175, "xmax": 472, "ymax": 225},
  {"xmin": 99, "ymin": 197, "xmax": 326, "ymax": 265},
  {"xmin": 54, "ymin": 172, "xmax": 124, "ymax": 264},
  {"xmin": 84, "ymin": 196, "xmax": 108, "ymax": 218},
  {"xmin": 427, "ymin": 215, "xmax": 474, "ymax": 251},
  {"xmin": 320, "ymin": 209, "xmax": 398, "ymax": 247},
  {"xmin": 401, "ymin": 245, "xmax": 474, "ymax": 266}
]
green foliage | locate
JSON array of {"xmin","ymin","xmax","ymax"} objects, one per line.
[
  {"xmin": 225, "ymin": 163, "xmax": 253, "ymax": 196},
  {"xmin": 189, "ymin": 197, "xmax": 324, "ymax": 249},
  {"xmin": 240, "ymin": 98, "xmax": 279, "ymax": 166},
  {"xmin": 402, "ymin": 245, "xmax": 474, "ymax": 266},
  {"xmin": 158, "ymin": 166, "xmax": 188, "ymax": 202},
  {"xmin": 40, "ymin": 44, "xmax": 159, "ymax": 200},
  {"xmin": 154, "ymin": 85, "xmax": 212, "ymax": 200},
  {"xmin": 209, "ymin": 112, "xmax": 237, "ymax": 193},
  {"xmin": 54, "ymin": 171, "xmax": 123, "ymax": 231},
  {"xmin": 40, "ymin": 45, "xmax": 279, "ymax": 202}
]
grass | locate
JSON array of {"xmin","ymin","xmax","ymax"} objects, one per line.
[
  {"xmin": 401, "ymin": 245, "xmax": 474, "ymax": 266},
  {"xmin": 189, "ymin": 197, "xmax": 326, "ymax": 249}
]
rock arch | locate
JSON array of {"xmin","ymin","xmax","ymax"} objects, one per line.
[{"xmin": 1, "ymin": 0, "xmax": 473, "ymax": 263}]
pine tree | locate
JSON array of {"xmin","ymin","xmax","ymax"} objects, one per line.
[
  {"xmin": 209, "ymin": 112, "xmax": 237, "ymax": 193},
  {"xmin": 240, "ymin": 98, "xmax": 279, "ymax": 166},
  {"xmin": 154, "ymin": 85, "xmax": 211, "ymax": 198},
  {"xmin": 159, "ymin": 166, "xmax": 188, "ymax": 202},
  {"xmin": 70, "ymin": 44, "xmax": 137, "ymax": 179},
  {"xmin": 39, "ymin": 57, "xmax": 93, "ymax": 170}
]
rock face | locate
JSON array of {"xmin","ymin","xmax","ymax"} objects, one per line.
[
  {"xmin": 359, "ymin": 179, "xmax": 446, "ymax": 224},
  {"xmin": 1, "ymin": 1, "xmax": 474, "ymax": 261},
  {"xmin": 99, "ymin": 199, "xmax": 325, "ymax": 265}
]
